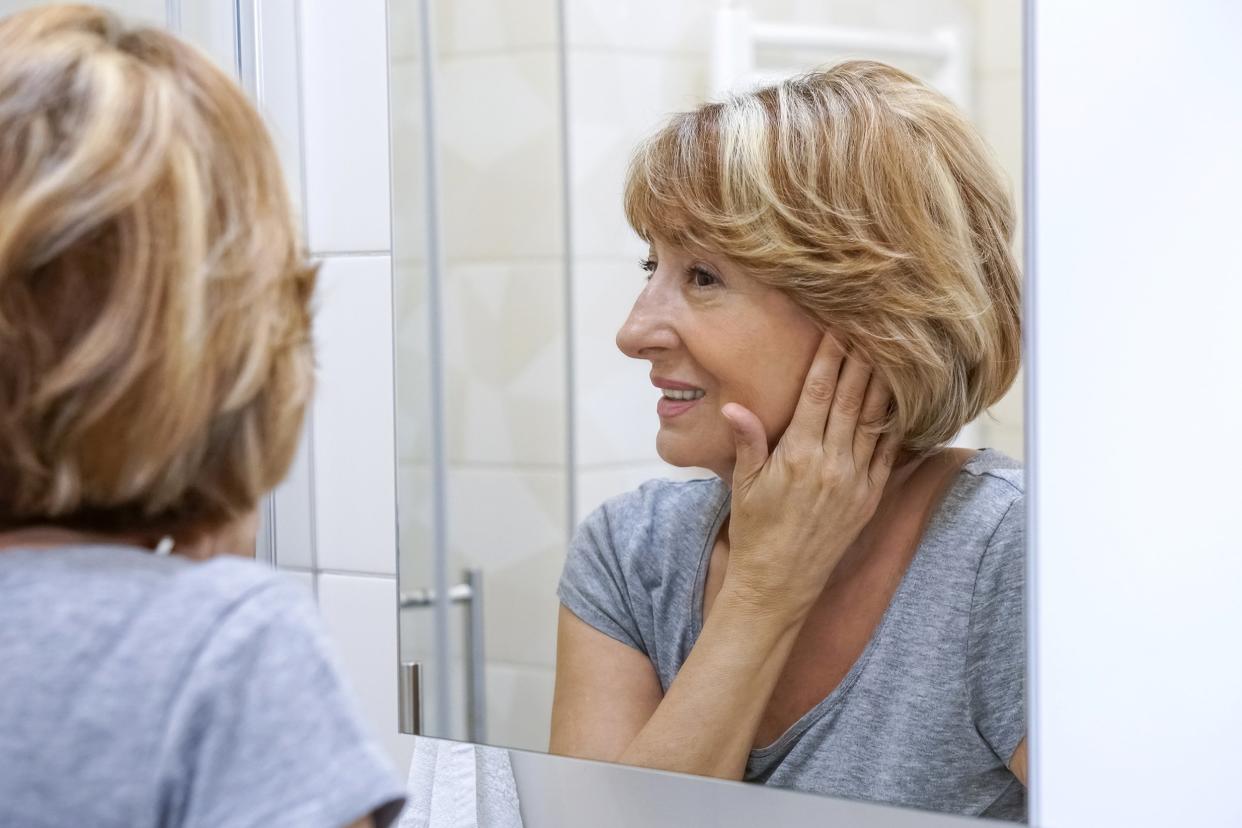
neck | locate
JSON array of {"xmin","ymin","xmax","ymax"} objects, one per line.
[
  {"xmin": 713, "ymin": 448, "xmax": 958, "ymax": 578},
  {"xmin": 0, "ymin": 512, "xmax": 259, "ymax": 560}
]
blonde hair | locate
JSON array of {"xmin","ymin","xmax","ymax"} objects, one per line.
[
  {"xmin": 0, "ymin": 6, "xmax": 316, "ymax": 539},
  {"xmin": 625, "ymin": 61, "xmax": 1021, "ymax": 452}
]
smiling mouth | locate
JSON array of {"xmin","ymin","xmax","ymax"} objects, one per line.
[{"xmin": 660, "ymin": 388, "xmax": 706, "ymax": 401}]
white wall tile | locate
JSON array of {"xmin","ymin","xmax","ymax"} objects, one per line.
[
  {"xmin": 279, "ymin": 568, "xmax": 316, "ymax": 598},
  {"xmin": 253, "ymin": 0, "xmax": 305, "ymax": 222},
  {"xmin": 317, "ymin": 573, "xmax": 415, "ymax": 773},
  {"xmin": 273, "ymin": 422, "xmax": 315, "ymax": 569},
  {"xmin": 299, "ymin": 0, "xmax": 392, "ymax": 253},
  {"xmin": 312, "ymin": 255, "xmax": 398, "ymax": 576}
]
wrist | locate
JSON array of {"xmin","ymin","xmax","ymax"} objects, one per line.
[{"xmin": 714, "ymin": 575, "xmax": 814, "ymax": 635}]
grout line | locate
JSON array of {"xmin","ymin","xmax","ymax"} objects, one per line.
[
  {"xmin": 316, "ymin": 567, "xmax": 398, "ymax": 581},
  {"xmin": 399, "ymin": 460, "xmax": 570, "ymax": 472},
  {"xmin": 292, "ymin": 0, "xmax": 320, "ymax": 604},
  {"xmin": 310, "ymin": 249, "xmax": 391, "ymax": 259}
]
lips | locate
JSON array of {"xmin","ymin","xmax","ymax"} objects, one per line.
[
  {"xmin": 656, "ymin": 394, "xmax": 701, "ymax": 418},
  {"xmin": 651, "ymin": 376, "xmax": 707, "ymax": 419}
]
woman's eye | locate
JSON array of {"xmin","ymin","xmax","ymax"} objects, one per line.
[
  {"xmin": 690, "ymin": 266, "xmax": 720, "ymax": 288},
  {"xmin": 639, "ymin": 258, "xmax": 657, "ymax": 280}
]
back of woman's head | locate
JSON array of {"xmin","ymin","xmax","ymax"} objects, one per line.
[
  {"xmin": 626, "ymin": 61, "xmax": 1021, "ymax": 452},
  {"xmin": 0, "ymin": 5, "xmax": 316, "ymax": 539}
]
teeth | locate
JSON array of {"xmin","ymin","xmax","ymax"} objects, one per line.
[{"xmin": 661, "ymin": 388, "xmax": 705, "ymax": 401}]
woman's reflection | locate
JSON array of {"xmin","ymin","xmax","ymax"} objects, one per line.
[{"xmin": 550, "ymin": 62, "xmax": 1027, "ymax": 821}]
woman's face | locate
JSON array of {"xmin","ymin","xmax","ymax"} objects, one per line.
[{"xmin": 616, "ymin": 239, "xmax": 824, "ymax": 480}]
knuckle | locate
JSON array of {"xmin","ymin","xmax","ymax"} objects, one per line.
[
  {"xmin": 804, "ymin": 377, "xmax": 836, "ymax": 404},
  {"xmin": 834, "ymin": 385, "xmax": 864, "ymax": 413}
]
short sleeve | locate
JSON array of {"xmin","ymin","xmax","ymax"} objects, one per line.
[
  {"xmin": 157, "ymin": 580, "xmax": 407, "ymax": 828},
  {"xmin": 966, "ymin": 495, "xmax": 1026, "ymax": 764},
  {"xmin": 557, "ymin": 502, "xmax": 647, "ymax": 654}
]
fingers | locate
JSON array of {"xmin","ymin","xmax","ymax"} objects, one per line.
[
  {"xmin": 721, "ymin": 402, "xmax": 769, "ymax": 492},
  {"xmin": 868, "ymin": 429, "xmax": 902, "ymax": 488},
  {"xmin": 823, "ymin": 356, "xmax": 872, "ymax": 458},
  {"xmin": 851, "ymin": 374, "xmax": 892, "ymax": 469},
  {"xmin": 785, "ymin": 332, "xmax": 846, "ymax": 447}
]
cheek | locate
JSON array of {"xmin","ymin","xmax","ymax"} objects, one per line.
[
  {"xmin": 718, "ymin": 336, "xmax": 817, "ymax": 444},
  {"xmin": 755, "ymin": 327, "xmax": 824, "ymax": 439}
]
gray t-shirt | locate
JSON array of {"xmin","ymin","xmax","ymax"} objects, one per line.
[
  {"xmin": 0, "ymin": 545, "xmax": 407, "ymax": 828},
  {"xmin": 558, "ymin": 448, "xmax": 1025, "ymax": 822}
]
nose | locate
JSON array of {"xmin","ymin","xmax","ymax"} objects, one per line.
[{"xmin": 616, "ymin": 276, "xmax": 679, "ymax": 360}]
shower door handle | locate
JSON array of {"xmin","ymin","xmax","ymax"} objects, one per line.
[
  {"xmin": 398, "ymin": 568, "xmax": 486, "ymax": 742},
  {"xmin": 399, "ymin": 661, "xmax": 423, "ymax": 735}
]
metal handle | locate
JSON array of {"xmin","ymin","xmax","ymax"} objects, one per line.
[
  {"xmin": 398, "ymin": 568, "xmax": 486, "ymax": 743},
  {"xmin": 399, "ymin": 662, "xmax": 423, "ymax": 735}
]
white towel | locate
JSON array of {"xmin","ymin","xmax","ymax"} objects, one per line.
[{"xmin": 400, "ymin": 737, "xmax": 523, "ymax": 828}]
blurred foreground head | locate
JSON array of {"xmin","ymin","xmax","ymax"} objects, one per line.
[{"xmin": 0, "ymin": 5, "xmax": 316, "ymax": 544}]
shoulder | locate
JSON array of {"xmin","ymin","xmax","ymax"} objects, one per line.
[
  {"xmin": 941, "ymin": 449, "xmax": 1024, "ymax": 545},
  {"xmin": 1, "ymin": 545, "xmax": 297, "ymax": 633},
  {"xmin": 583, "ymin": 476, "xmax": 729, "ymax": 558},
  {"xmin": 596, "ymin": 476, "xmax": 727, "ymax": 527}
]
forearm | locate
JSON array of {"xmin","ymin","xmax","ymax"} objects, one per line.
[{"xmin": 614, "ymin": 588, "xmax": 805, "ymax": 780}]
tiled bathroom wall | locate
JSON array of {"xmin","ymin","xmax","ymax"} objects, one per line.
[
  {"xmin": 391, "ymin": 0, "xmax": 570, "ymax": 750},
  {"xmin": 253, "ymin": 0, "xmax": 414, "ymax": 772}
]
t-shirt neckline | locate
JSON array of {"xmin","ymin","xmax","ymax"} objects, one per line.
[{"xmin": 686, "ymin": 449, "xmax": 990, "ymax": 764}]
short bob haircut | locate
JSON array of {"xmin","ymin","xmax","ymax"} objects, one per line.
[
  {"xmin": 0, "ymin": 6, "xmax": 316, "ymax": 540},
  {"xmin": 625, "ymin": 61, "xmax": 1021, "ymax": 452}
]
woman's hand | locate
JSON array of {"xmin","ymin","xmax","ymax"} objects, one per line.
[{"xmin": 720, "ymin": 332, "xmax": 900, "ymax": 621}]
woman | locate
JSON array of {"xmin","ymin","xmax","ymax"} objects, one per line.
[
  {"xmin": 0, "ymin": 7, "xmax": 404, "ymax": 827},
  {"xmin": 551, "ymin": 62, "xmax": 1027, "ymax": 821}
]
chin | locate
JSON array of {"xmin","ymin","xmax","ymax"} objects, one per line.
[{"xmin": 655, "ymin": 431, "xmax": 730, "ymax": 474}]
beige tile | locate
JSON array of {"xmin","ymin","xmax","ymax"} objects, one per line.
[
  {"xmin": 565, "ymin": 0, "xmax": 715, "ymax": 53},
  {"xmin": 446, "ymin": 468, "xmax": 567, "ymax": 669},
  {"xmin": 397, "ymin": 462, "xmax": 436, "ymax": 593},
  {"xmin": 397, "ymin": 611, "xmax": 471, "ymax": 741},
  {"xmin": 441, "ymin": 260, "xmax": 567, "ymax": 466},
  {"xmin": 983, "ymin": 366, "xmax": 1025, "ymax": 462},
  {"xmin": 976, "ymin": 72, "xmax": 1025, "ymax": 261},
  {"xmin": 435, "ymin": 0, "xmax": 559, "ymax": 56},
  {"xmin": 389, "ymin": 60, "xmax": 430, "ymax": 266},
  {"xmin": 575, "ymin": 463, "xmax": 713, "ymax": 526},
  {"xmin": 483, "ymin": 663, "xmax": 556, "ymax": 753},
  {"xmin": 388, "ymin": 0, "xmax": 423, "ymax": 63},
  {"xmin": 571, "ymin": 260, "xmax": 664, "ymax": 467},
  {"xmin": 977, "ymin": 73, "xmax": 1024, "ymax": 197},
  {"xmin": 975, "ymin": 0, "xmax": 1023, "ymax": 75},
  {"xmin": 393, "ymin": 260, "xmax": 435, "ymax": 467},
  {"xmin": 438, "ymin": 52, "xmax": 564, "ymax": 261},
  {"xmin": 567, "ymin": 52, "xmax": 705, "ymax": 260}
]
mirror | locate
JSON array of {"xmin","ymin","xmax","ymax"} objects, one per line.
[{"xmin": 392, "ymin": 0, "xmax": 1026, "ymax": 820}]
